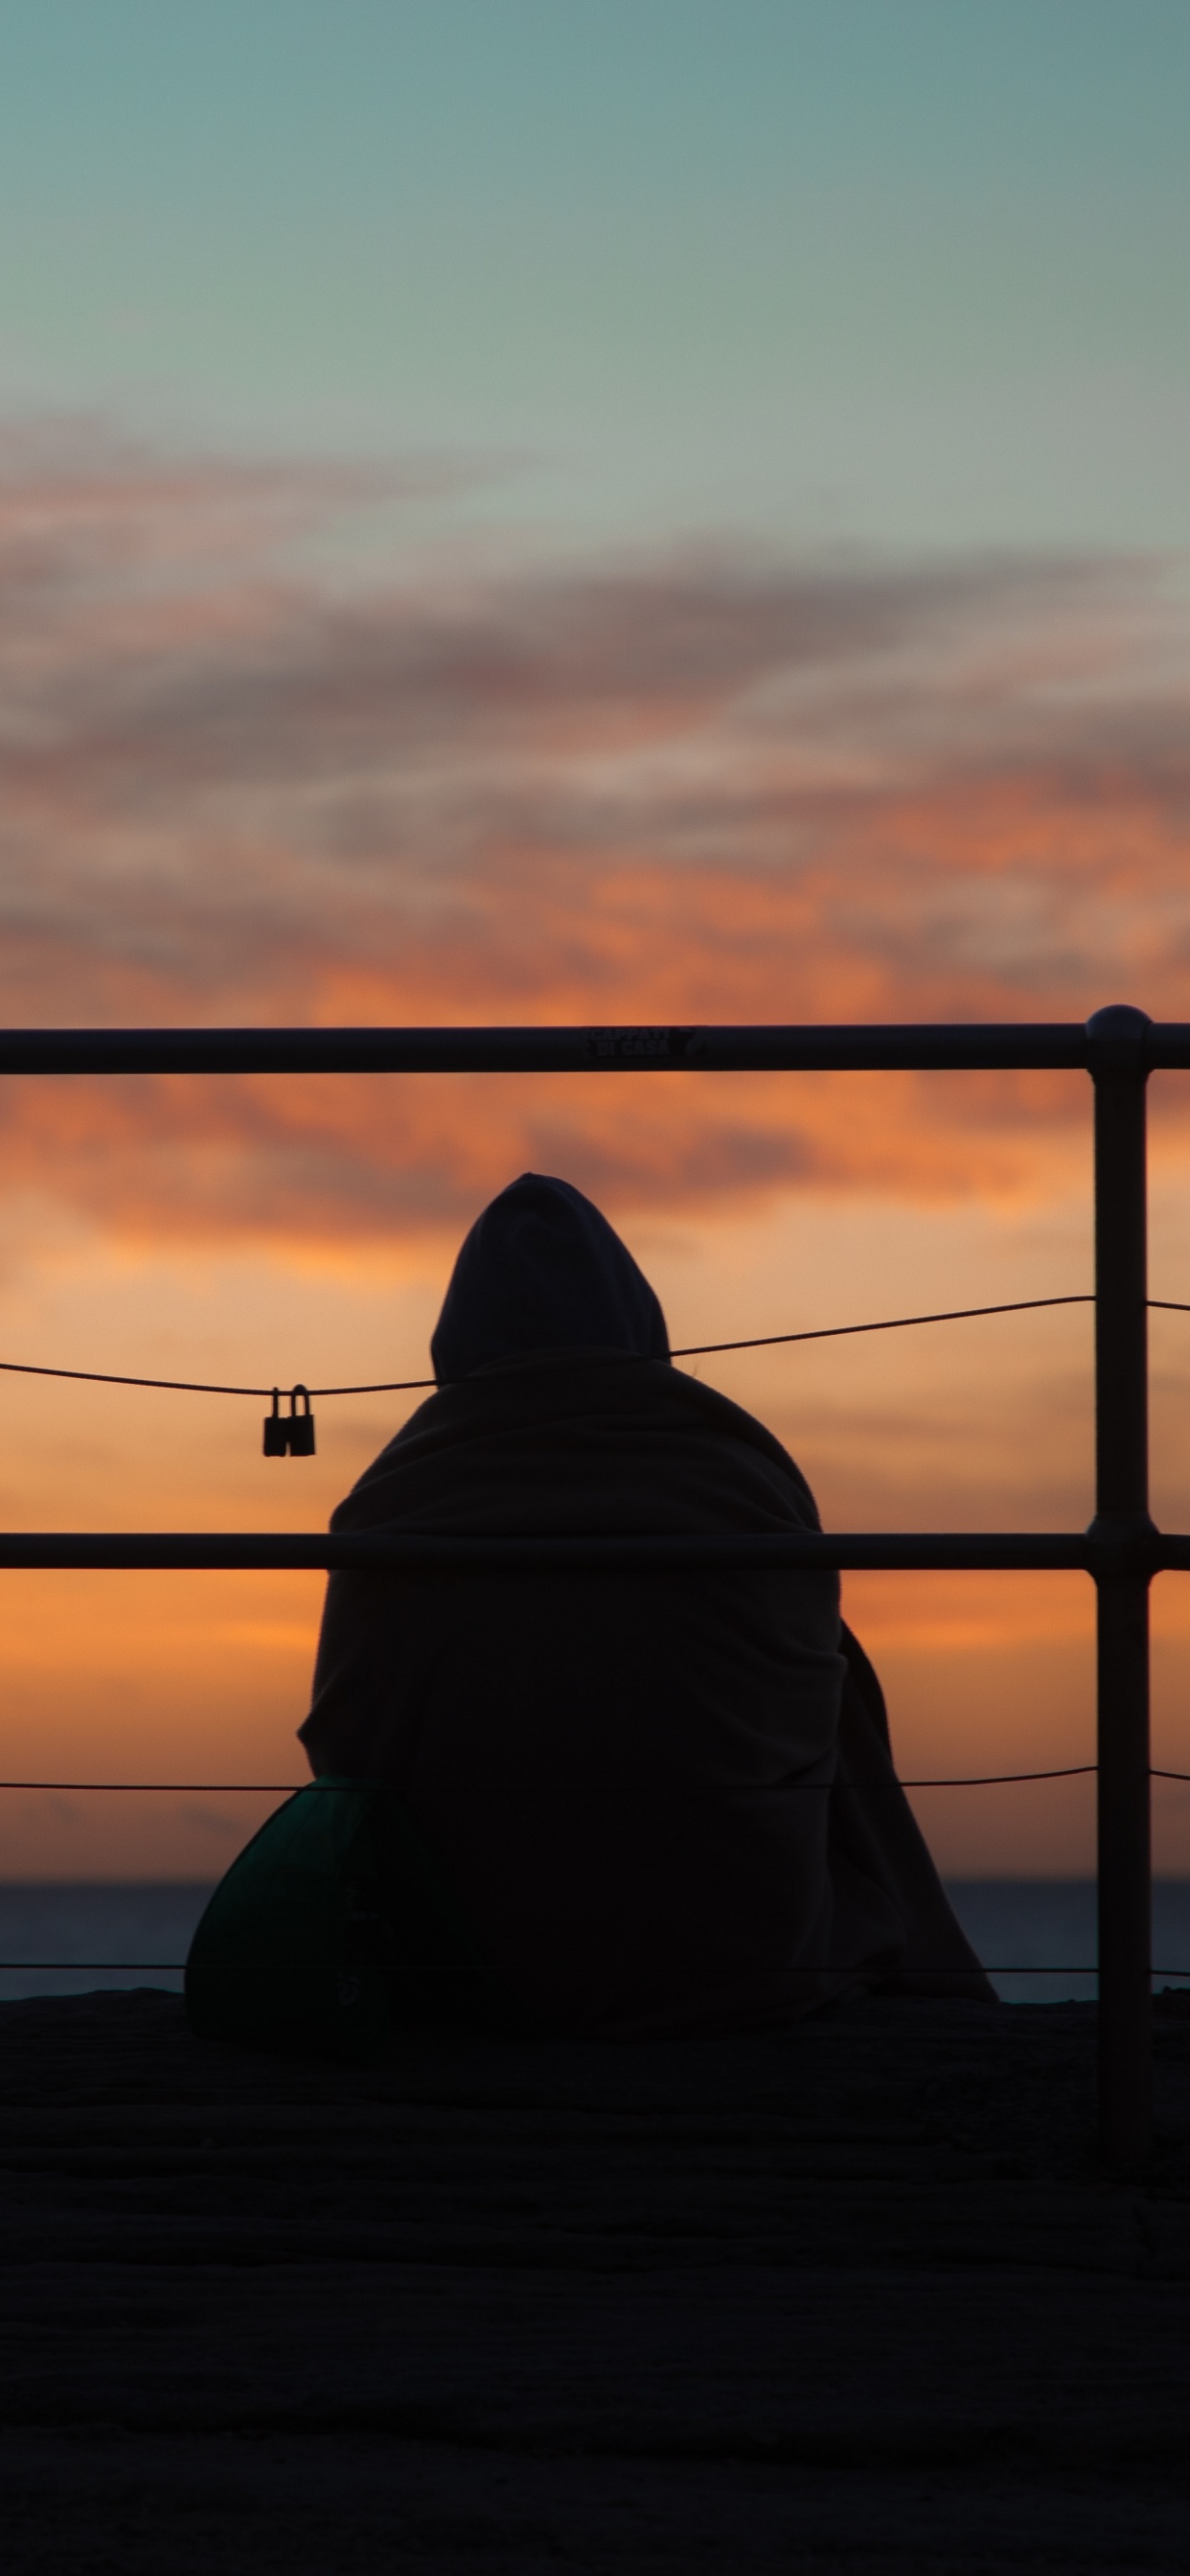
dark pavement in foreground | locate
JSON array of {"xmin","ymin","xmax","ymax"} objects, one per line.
[{"xmin": 1, "ymin": 1990, "xmax": 1188, "ymax": 2571}]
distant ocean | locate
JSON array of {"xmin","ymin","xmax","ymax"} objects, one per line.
[{"xmin": 2, "ymin": 1882, "xmax": 1189, "ymax": 2008}]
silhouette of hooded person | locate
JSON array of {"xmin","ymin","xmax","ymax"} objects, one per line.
[
  {"xmin": 301, "ymin": 1173, "xmax": 991, "ymax": 2032},
  {"xmin": 428, "ymin": 1170, "xmax": 671, "ymax": 1382}
]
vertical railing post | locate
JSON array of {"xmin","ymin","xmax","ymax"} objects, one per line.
[{"xmin": 1087, "ymin": 1003, "xmax": 1154, "ymax": 2176}]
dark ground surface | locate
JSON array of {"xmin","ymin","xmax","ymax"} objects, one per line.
[{"xmin": 1, "ymin": 1990, "xmax": 1189, "ymax": 2572}]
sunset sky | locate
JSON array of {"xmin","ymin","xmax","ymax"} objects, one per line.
[{"xmin": 1, "ymin": 1, "xmax": 1189, "ymax": 1877}]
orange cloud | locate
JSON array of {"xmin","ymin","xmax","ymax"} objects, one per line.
[{"xmin": 0, "ymin": 426, "xmax": 1188, "ymax": 1256}]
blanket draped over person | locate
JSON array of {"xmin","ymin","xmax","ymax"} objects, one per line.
[{"xmin": 300, "ymin": 1174, "xmax": 992, "ymax": 2035}]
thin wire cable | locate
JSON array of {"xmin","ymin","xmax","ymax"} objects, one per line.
[
  {"xmin": 0, "ymin": 1357, "xmax": 440, "ymax": 1399},
  {"xmin": 2, "ymin": 1292, "xmax": 1189, "ymax": 1404},
  {"xmin": 0, "ymin": 1762, "xmax": 1108, "ymax": 1790},
  {"xmin": 671, "ymin": 1294, "xmax": 1094, "ymax": 1360},
  {"xmin": 902, "ymin": 1764, "xmax": 1098, "ymax": 1786},
  {"xmin": 0, "ymin": 1781, "xmax": 312, "ymax": 1792},
  {"xmin": 0, "ymin": 1292, "xmax": 1110, "ymax": 1402}
]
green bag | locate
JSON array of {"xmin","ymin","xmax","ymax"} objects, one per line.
[{"xmin": 185, "ymin": 1778, "xmax": 493, "ymax": 2061}]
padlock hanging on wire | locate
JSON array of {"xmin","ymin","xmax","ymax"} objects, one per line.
[
  {"xmin": 287, "ymin": 1385, "xmax": 315, "ymax": 1455},
  {"xmin": 263, "ymin": 1385, "xmax": 316, "ymax": 1457}
]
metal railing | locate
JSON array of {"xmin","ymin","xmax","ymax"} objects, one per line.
[{"xmin": 1, "ymin": 1000, "xmax": 1185, "ymax": 2175}]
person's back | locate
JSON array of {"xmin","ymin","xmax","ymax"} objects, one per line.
[{"xmin": 301, "ymin": 1174, "xmax": 992, "ymax": 2033}]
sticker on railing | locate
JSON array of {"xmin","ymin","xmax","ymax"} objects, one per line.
[{"xmin": 585, "ymin": 1026, "xmax": 705, "ymax": 1064}]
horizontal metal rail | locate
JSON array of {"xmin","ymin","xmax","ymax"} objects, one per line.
[
  {"xmin": 1, "ymin": 1018, "xmax": 1190, "ymax": 1075},
  {"xmin": 10, "ymin": 1962, "xmax": 1182, "ymax": 1977},
  {"xmin": 0, "ymin": 1530, "xmax": 1186, "ymax": 1573}
]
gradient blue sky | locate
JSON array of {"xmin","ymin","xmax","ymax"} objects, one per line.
[{"xmin": 2, "ymin": 0, "xmax": 1188, "ymax": 548}]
